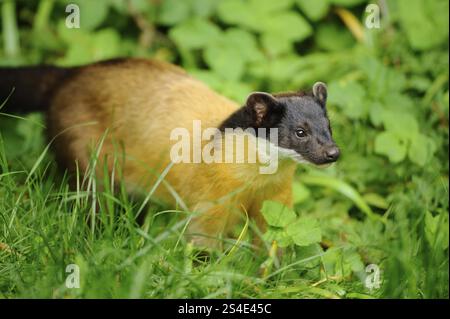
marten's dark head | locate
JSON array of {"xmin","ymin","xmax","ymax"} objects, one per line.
[{"xmin": 220, "ymin": 82, "xmax": 340, "ymax": 165}]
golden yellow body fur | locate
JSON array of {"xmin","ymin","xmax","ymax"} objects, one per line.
[{"xmin": 47, "ymin": 58, "xmax": 295, "ymax": 248}]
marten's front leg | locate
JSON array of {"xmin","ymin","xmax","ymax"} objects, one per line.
[{"xmin": 186, "ymin": 200, "xmax": 244, "ymax": 250}]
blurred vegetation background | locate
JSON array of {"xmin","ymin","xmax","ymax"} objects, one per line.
[{"xmin": 0, "ymin": 0, "xmax": 448, "ymax": 298}]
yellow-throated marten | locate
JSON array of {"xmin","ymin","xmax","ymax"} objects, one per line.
[{"xmin": 0, "ymin": 58, "xmax": 340, "ymax": 249}]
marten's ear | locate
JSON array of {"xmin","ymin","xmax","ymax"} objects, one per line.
[
  {"xmin": 312, "ymin": 82, "xmax": 327, "ymax": 107},
  {"xmin": 246, "ymin": 92, "xmax": 281, "ymax": 126}
]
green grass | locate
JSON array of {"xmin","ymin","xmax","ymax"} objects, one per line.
[
  {"xmin": 0, "ymin": 0, "xmax": 448, "ymax": 299},
  {"xmin": 0, "ymin": 113, "xmax": 448, "ymax": 299}
]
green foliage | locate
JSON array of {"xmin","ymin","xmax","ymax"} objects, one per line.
[
  {"xmin": 286, "ymin": 218, "xmax": 322, "ymax": 247},
  {"xmin": 261, "ymin": 200, "xmax": 322, "ymax": 247},
  {"xmin": 395, "ymin": 0, "xmax": 449, "ymax": 50},
  {"xmin": 295, "ymin": 0, "xmax": 329, "ymax": 21},
  {"xmin": 261, "ymin": 200, "xmax": 297, "ymax": 228},
  {"xmin": 0, "ymin": 0, "xmax": 448, "ymax": 299}
]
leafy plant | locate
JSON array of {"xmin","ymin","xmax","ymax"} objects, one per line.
[
  {"xmin": 0, "ymin": 0, "xmax": 448, "ymax": 299},
  {"xmin": 262, "ymin": 200, "xmax": 322, "ymax": 248}
]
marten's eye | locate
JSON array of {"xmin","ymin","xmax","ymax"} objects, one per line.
[{"xmin": 295, "ymin": 129, "xmax": 307, "ymax": 138}]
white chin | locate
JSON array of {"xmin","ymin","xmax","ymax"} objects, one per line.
[
  {"xmin": 273, "ymin": 145, "xmax": 331, "ymax": 166},
  {"xmin": 277, "ymin": 147, "xmax": 309, "ymax": 164},
  {"xmin": 289, "ymin": 155, "xmax": 309, "ymax": 164},
  {"xmin": 280, "ymin": 149, "xmax": 333, "ymax": 167}
]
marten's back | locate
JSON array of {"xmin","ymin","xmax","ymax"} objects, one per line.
[
  {"xmin": 49, "ymin": 58, "xmax": 238, "ymax": 135},
  {"xmin": 46, "ymin": 58, "xmax": 240, "ymax": 197}
]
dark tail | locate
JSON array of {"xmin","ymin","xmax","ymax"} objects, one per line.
[{"xmin": 0, "ymin": 65, "xmax": 74, "ymax": 113}]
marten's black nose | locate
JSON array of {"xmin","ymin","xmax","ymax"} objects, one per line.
[{"xmin": 325, "ymin": 146, "xmax": 340, "ymax": 162}]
